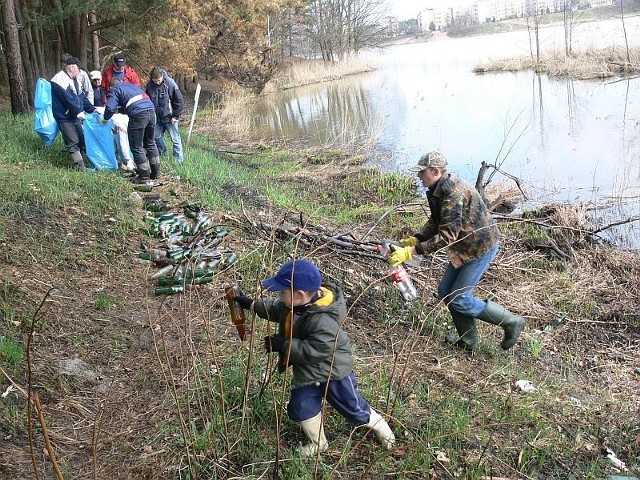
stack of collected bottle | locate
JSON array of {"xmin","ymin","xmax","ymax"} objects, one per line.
[{"xmin": 138, "ymin": 200, "xmax": 238, "ymax": 296}]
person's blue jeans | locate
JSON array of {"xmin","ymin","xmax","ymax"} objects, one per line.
[
  {"xmin": 437, "ymin": 243, "xmax": 499, "ymax": 317},
  {"xmin": 287, "ymin": 373, "xmax": 371, "ymax": 425},
  {"xmin": 155, "ymin": 120, "xmax": 183, "ymax": 162}
]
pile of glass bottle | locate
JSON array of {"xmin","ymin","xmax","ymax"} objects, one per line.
[{"xmin": 139, "ymin": 199, "xmax": 238, "ymax": 295}]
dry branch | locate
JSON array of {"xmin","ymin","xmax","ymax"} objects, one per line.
[{"xmin": 225, "ymin": 213, "xmax": 387, "ymax": 262}]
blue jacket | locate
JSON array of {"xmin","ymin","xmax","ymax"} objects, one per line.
[
  {"xmin": 146, "ymin": 71, "xmax": 184, "ymax": 123},
  {"xmin": 104, "ymin": 82, "xmax": 155, "ymax": 120},
  {"xmin": 50, "ymin": 70, "xmax": 95, "ymax": 124}
]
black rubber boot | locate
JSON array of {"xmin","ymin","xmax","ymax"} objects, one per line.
[
  {"xmin": 477, "ymin": 300, "xmax": 526, "ymax": 350},
  {"xmin": 130, "ymin": 161, "xmax": 151, "ymax": 184},
  {"xmin": 149, "ymin": 157, "xmax": 160, "ymax": 180},
  {"xmin": 444, "ymin": 307, "xmax": 479, "ymax": 351},
  {"xmin": 71, "ymin": 151, "xmax": 86, "ymax": 172}
]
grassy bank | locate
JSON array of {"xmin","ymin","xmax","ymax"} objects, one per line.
[
  {"xmin": 475, "ymin": 46, "xmax": 640, "ymax": 79},
  {"xmin": 0, "ymin": 109, "xmax": 639, "ymax": 479},
  {"xmin": 262, "ymin": 57, "xmax": 376, "ymax": 94}
]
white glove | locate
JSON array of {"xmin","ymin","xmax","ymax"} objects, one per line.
[{"xmin": 77, "ymin": 111, "xmax": 86, "ymax": 121}]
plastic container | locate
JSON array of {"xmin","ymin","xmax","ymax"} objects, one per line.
[{"xmin": 378, "ymin": 242, "xmax": 419, "ymax": 302}]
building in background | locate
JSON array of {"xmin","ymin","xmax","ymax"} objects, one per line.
[{"xmin": 417, "ymin": 0, "xmax": 613, "ymax": 31}]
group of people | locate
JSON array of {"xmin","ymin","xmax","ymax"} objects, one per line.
[
  {"xmin": 50, "ymin": 53, "xmax": 184, "ymax": 183},
  {"xmin": 231, "ymin": 151, "xmax": 526, "ymax": 456}
]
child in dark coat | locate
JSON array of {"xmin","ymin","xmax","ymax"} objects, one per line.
[{"xmin": 234, "ymin": 259, "xmax": 395, "ymax": 456}]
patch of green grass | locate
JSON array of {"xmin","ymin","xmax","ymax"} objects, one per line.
[
  {"xmin": 0, "ymin": 335, "xmax": 22, "ymax": 365},
  {"xmin": 95, "ymin": 292, "xmax": 116, "ymax": 310}
]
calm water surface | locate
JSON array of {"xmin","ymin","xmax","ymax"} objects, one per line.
[{"xmin": 252, "ymin": 18, "xmax": 640, "ymax": 249}]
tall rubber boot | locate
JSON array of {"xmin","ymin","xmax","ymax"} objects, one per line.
[
  {"xmin": 477, "ymin": 300, "xmax": 526, "ymax": 350},
  {"xmin": 298, "ymin": 412, "xmax": 328, "ymax": 457},
  {"xmin": 444, "ymin": 307, "xmax": 479, "ymax": 351},
  {"xmin": 71, "ymin": 151, "xmax": 86, "ymax": 172},
  {"xmin": 130, "ymin": 161, "xmax": 151, "ymax": 184},
  {"xmin": 149, "ymin": 156, "xmax": 161, "ymax": 180},
  {"xmin": 364, "ymin": 408, "xmax": 395, "ymax": 450}
]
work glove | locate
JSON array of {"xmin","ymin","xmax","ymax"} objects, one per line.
[
  {"xmin": 388, "ymin": 245, "xmax": 413, "ymax": 267},
  {"xmin": 76, "ymin": 111, "xmax": 86, "ymax": 121},
  {"xmin": 399, "ymin": 236, "xmax": 418, "ymax": 247},
  {"xmin": 264, "ymin": 334, "xmax": 285, "ymax": 353},
  {"xmin": 233, "ymin": 295, "xmax": 254, "ymax": 310}
]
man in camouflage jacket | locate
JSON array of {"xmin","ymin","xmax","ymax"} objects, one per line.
[{"xmin": 389, "ymin": 151, "xmax": 525, "ymax": 351}]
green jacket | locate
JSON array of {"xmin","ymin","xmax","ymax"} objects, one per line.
[
  {"xmin": 253, "ymin": 283, "xmax": 353, "ymax": 389},
  {"xmin": 415, "ymin": 173, "xmax": 499, "ymax": 266}
]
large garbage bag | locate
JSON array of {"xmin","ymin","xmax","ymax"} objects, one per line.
[
  {"xmin": 83, "ymin": 114, "xmax": 118, "ymax": 171},
  {"xmin": 34, "ymin": 78, "xmax": 59, "ymax": 147}
]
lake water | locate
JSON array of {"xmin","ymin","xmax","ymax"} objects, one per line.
[{"xmin": 252, "ymin": 17, "xmax": 640, "ymax": 251}]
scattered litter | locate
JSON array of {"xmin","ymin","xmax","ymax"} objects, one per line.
[
  {"xmin": 435, "ymin": 450, "xmax": 450, "ymax": 463},
  {"xmin": 515, "ymin": 380, "xmax": 536, "ymax": 393},
  {"xmin": 544, "ymin": 313, "xmax": 568, "ymax": 332},
  {"xmin": 570, "ymin": 396, "xmax": 582, "ymax": 407},
  {"xmin": 602, "ymin": 447, "xmax": 628, "ymax": 471},
  {"xmin": 2, "ymin": 385, "xmax": 15, "ymax": 398}
]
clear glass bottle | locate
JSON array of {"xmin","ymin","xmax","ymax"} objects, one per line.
[{"xmin": 378, "ymin": 242, "xmax": 419, "ymax": 302}]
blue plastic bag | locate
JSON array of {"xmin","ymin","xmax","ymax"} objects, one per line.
[
  {"xmin": 83, "ymin": 114, "xmax": 118, "ymax": 171},
  {"xmin": 34, "ymin": 78, "xmax": 59, "ymax": 147}
]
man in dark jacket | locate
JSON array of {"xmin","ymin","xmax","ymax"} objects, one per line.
[
  {"xmin": 102, "ymin": 78, "xmax": 159, "ymax": 183},
  {"xmin": 51, "ymin": 56, "xmax": 97, "ymax": 171},
  {"xmin": 233, "ymin": 259, "xmax": 395, "ymax": 456},
  {"xmin": 146, "ymin": 67, "xmax": 184, "ymax": 163},
  {"xmin": 389, "ymin": 151, "xmax": 526, "ymax": 351}
]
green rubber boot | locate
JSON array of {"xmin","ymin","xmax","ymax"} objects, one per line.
[
  {"xmin": 477, "ymin": 300, "xmax": 525, "ymax": 350},
  {"xmin": 444, "ymin": 307, "xmax": 479, "ymax": 351}
]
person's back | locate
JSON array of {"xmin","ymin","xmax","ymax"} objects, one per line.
[
  {"xmin": 103, "ymin": 78, "xmax": 159, "ymax": 183},
  {"xmin": 105, "ymin": 82, "xmax": 154, "ymax": 117}
]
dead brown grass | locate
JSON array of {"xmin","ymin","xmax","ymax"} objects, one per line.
[{"xmin": 475, "ymin": 46, "xmax": 640, "ymax": 79}]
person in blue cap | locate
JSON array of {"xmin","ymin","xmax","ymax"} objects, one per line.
[{"xmin": 233, "ymin": 259, "xmax": 395, "ymax": 456}]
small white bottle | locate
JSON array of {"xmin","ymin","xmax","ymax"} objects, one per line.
[{"xmin": 379, "ymin": 243, "xmax": 419, "ymax": 302}]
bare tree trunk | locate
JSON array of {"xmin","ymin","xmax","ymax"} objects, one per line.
[
  {"xmin": 31, "ymin": 24, "xmax": 46, "ymax": 78},
  {"xmin": 15, "ymin": 0, "xmax": 35, "ymax": 103},
  {"xmin": 90, "ymin": 12, "xmax": 100, "ymax": 70},
  {"xmin": 3, "ymin": 0, "xmax": 30, "ymax": 113}
]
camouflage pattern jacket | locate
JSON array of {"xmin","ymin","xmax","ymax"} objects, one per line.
[{"xmin": 414, "ymin": 173, "xmax": 499, "ymax": 267}]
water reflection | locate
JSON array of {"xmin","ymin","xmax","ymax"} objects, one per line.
[
  {"xmin": 256, "ymin": 81, "xmax": 382, "ymax": 147},
  {"xmin": 252, "ymin": 17, "xmax": 640, "ymax": 250}
]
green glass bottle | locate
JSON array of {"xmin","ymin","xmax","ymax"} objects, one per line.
[
  {"xmin": 154, "ymin": 285, "xmax": 184, "ymax": 296},
  {"xmin": 156, "ymin": 276, "xmax": 184, "ymax": 286},
  {"xmin": 191, "ymin": 276, "xmax": 213, "ymax": 285}
]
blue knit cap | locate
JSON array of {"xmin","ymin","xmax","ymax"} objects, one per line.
[{"xmin": 262, "ymin": 259, "xmax": 322, "ymax": 292}]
